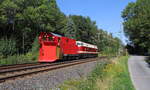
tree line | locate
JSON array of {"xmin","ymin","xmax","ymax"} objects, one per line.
[
  {"xmin": 122, "ymin": 0, "xmax": 150, "ymax": 55},
  {"xmin": 0, "ymin": 0, "xmax": 123, "ymax": 58}
]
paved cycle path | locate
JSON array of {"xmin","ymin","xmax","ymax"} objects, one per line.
[{"xmin": 128, "ymin": 56, "xmax": 150, "ymax": 90}]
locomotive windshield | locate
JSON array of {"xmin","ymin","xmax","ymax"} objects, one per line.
[{"xmin": 42, "ymin": 34, "xmax": 53, "ymax": 41}]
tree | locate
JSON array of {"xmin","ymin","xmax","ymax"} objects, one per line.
[
  {"xmin": 0, "ymin": 0, "xmax": 67, "ymax": 54},
  {"xmin": 122, "ymin": 0, "xmax": 150, "ymax": 54},
  {"xmin": 70, "ymin": 15, "xmax": 98, "ymax": 43},
  {"xmin": 64, "ymin": 17, "xmax": 76, "ymax": 39}
]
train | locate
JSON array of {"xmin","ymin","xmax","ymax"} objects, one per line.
[{"xmin": 38, "ymin": 32, "xmax": 98, "ymax": 62}]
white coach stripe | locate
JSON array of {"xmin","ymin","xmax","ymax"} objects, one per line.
[{"xmin": 78, "ymin": 51, "xmax": 98, "ymax": 54}]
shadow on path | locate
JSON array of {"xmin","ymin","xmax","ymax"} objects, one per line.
[{"xmin": 145, "ymin": 56, "xmax": 150, "ymax": 67}]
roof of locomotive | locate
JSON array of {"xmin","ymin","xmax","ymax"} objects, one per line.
[
  {"xmin": 76, "ymin": 41, "xmax": 98, "ymax": 49},
  {"xmin": 51, "ymin": 33, "xmax": 62, "ymax": 37}
]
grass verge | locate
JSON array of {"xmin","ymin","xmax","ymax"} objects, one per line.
[
  {"xmin": 0, "ymin": 52, "xmax": 38, "ymax": 66},
  {"xmin": 59, "ymin": 56, "xmax": 135, "ymax": 90}
]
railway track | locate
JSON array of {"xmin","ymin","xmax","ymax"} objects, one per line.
[
  {"xmin": 0, "ymin": 57, "xmax": 106, "ymax": 83},
  {"xmin": 0, "ymin": 63, "xmax": 40, "ymax": 70}
]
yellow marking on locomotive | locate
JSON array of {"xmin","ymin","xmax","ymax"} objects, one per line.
[{"xmin": 56, "ymin": 46, "xmax": 62, "ymax": 59}]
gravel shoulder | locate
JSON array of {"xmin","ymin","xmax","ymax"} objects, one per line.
[{"xmin": 128, "ymin": 56, "xmax": 150, "ymax": 90}]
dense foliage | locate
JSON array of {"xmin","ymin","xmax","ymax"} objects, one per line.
[
  {"xmin": 0, "ymin": 0, "xmax": 123, "ymax": 64},
  {"xmin": 122, "ymin": 0, "xmax": 150, "ymax": 54}
]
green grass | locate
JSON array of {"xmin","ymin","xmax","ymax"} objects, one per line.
[
  {"xmin": 0, "ymin": 52, "xmax": 38, "ymax": 66},
  {"xmin": 59, "ymin": 56, "xmax": 135, "ymax": 90}
]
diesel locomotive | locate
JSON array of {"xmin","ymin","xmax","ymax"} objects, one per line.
[{"xmin": 38, "ymin": 32, "xmax": 98, "ymax": 62}]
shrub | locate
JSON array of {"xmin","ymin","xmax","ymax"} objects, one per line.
[{"xmin": 0, "ymin": 38, "xmax": 17, "ymax": 57}]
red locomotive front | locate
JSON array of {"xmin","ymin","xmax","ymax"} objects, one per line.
[
  {"xmin": 38, "ymin": 32, "xmax": 62, "ymax": 62},
  {"xmin": 38, "ymin": 32, "xmax": 78, "ymax": 62}
]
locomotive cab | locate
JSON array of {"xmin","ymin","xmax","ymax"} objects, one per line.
[{"xmin": 38, "ymin": 32, "xmax": 62, "ymax": 62}]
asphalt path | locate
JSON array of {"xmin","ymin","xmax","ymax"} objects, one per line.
[{"xmin": 128, "ymin": 56, "xmax": 150, "ymax": 90}]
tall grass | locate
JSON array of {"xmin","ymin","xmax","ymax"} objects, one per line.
[
  {"xmin": 59, "ymin": 56, "xmax": 135, "ymax": 90},
  {"xmin": 0, "ymin": 52, "xmax": 38, "ymax": 66},
  {"xmin": 95, "ymin": 56, "xmax": 135, "ymax": 90}
]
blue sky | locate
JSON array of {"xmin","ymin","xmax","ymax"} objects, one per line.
[{"xmin": 57, "ymin": 0, "xmax": 136, "ymax": 44}]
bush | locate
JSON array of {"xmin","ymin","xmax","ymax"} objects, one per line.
[
  {"xmin": 0, "ymin": 38, "xmax": 17, "ymax": 57},
  {"xmin": 31, "ymin": 36, "xmax": 39, "ymax": 53}
]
